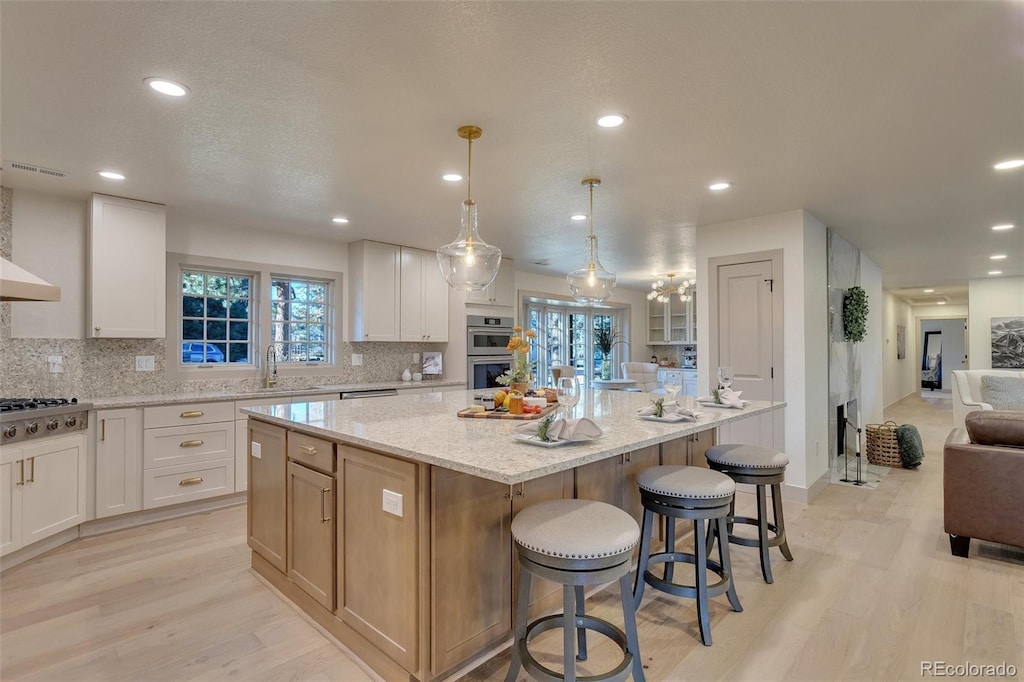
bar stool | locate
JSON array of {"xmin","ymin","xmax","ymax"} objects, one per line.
[
  {"xmin": 632, "ymin": 466, "xmax": 742, "ymax": 647},
  {"xmin": 506, "ymin": 498, "xmax": 644, "ymax": 682},
  {"xmin": 705, "ymin": 444, "xmax": 794, "ymax": 584}
]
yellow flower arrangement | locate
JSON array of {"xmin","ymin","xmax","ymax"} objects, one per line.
[{"xmin": 497, "ymin": 325, "xmax": 537, "ymax": 386}]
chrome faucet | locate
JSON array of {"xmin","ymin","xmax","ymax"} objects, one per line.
[{"xmin": 264, "ymin": 345, "xmax": 278, "ymax": 388}]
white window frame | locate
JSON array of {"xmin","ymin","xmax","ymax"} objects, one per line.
[
  {"xmin": 180, "ymin": 267, "xmax": 256, "ymax": 368},
  {"xmin": 166, "ymin": 253, "xmax": 341, "ymax": 381},
  {"xmin": 269, "ymin": 273, "xmax": 333, "ymax": 366},
  {"xmin": 524, "ymin": 300, "xmax": 628, "ymax": 385}
]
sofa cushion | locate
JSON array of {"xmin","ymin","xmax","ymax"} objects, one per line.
[
  {"xmin": 980, "ymin": 375, "xmax": 1024, "ymax": 411},
  {"xmin": 964, "ymin": 410, "xmax": 1024, "ymax": 448}
]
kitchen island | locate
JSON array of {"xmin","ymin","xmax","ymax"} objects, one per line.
[{"xmin": 243, "ymin": 389, "xmax": 784, "ymax": 681}]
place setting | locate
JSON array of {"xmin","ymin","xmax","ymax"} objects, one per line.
[
  {"xmin": 512, "ymin": 376, "xmax": 604, "ymax": 447},
  {"xmin": 696, "ymin": 366, "xmax": 749, "ymax": 408}
]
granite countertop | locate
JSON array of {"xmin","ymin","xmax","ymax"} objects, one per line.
[
  {"xmin": 87, "ymin": 379, "xmax": 466, "ymax": 410},
  {"xmin": 243, "ymin": 389, "xmax": 786, "ymax": 485}
]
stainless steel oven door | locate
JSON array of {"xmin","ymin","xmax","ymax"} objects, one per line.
[
  {"xmin": 466, "ymin": 326, "xmax": 514, "ymax": 356},
  {"xmin": 467, "ymin": 355, "xmax": 513, "ymax": 390}
]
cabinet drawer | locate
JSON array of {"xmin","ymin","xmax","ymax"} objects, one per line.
[
  {"xmin": 144, "ymin": 402, "xmax": 234, "ymax": 429},
  {"xmin": 142, "ymin": 457, "xmax": 235, "ymax": 509},
  {"xmin": 144, "ymin": 423, "xmax": 233, "ymax": 469},
  {"xmin": 288, "ymin": 432, "xmax": 335, "ymax": 474}
]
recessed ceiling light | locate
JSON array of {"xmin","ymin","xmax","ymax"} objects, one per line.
[
  {"xmin": 97, "ymin": 170, "xmax": 125, "ymax": 180},
  {"xmin": 993, "ymin": 159, "xmax": 1024, "ymax": 170},
  {"xmin": 331, "ymin": 217, "xmax": 349, "ymax": 224},
  {"xmin": 596, "ymin": 114, "xmax": 626, "ymax": 128},
  {"xmin": 992, "ymin": 223, "xmax": 1014, "ymax": 231},
  {"xmin": 990, "ymin": 254, "xmax": 1007, "ymax": 260},
  {"xmin": 923, "ymin": 288, "xmax": 935, "ymax": 293},
  {"xmin": 708, "ymin": 182, "xmax": 733, "ymax": 191},
  {"xmin": 570, "ymin": 214, "xmax": 588, "ymax": 221},
  {"xmin": 936, "ymin": 301, "xmax": 947, "ymax": 305},
  {"xmin": 144, "ymin": 77, "xmax": 190, "ymax": 97},
  {"xmin": 988, "ymin": 270, "xmax": 1003, "ymax": 275},
  {"xmin": 442, "ymin": 173, "xmax": 462, "ymax": 182}
]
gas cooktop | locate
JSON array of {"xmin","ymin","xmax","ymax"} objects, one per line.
[
  {"xmin": 1, "ymin": 398, "xmax": 93, "ymax": 444},
  {"xmin": 0, "ymin": 397, "xmax": 82, "ymax": 412}
]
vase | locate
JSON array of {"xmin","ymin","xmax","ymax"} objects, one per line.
[
  {"xmin": 510, "ymin": 381, "xmax": 530, "ymax": 395},
  {"xmin": 601, "ymin": 357, "xmax": 612, "ymax": 380}
]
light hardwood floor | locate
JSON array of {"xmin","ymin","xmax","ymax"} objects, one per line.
[{"xmin": 2, "ymin": 395, "xmax": 1021, "ymax": 681}]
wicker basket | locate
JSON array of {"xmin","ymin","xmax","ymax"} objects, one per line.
[{"xmin": 865, "ymin": 421, "xmax": 901, "ymax": 467}]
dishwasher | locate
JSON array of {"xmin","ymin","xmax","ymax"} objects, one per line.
[{"xmin": 338, "ymin": 389, "xmax": 399, "ymax": 400}]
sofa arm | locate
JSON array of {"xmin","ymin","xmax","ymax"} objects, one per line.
[{"xmin": 943, "ymin": 434, "xmax": 1024, "ymax": 550}]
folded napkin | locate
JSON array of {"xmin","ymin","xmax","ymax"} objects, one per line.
[
  {"xmin": 514, "ymin": 417, "xmax": 603, "ymax": 442},
  {"xmin": 697, "ymin": 388, "xmax": 744, "ymax": 407},
  {"xmin": 636, "ymin": 400, "xmax": 698, "ymax": 420}
]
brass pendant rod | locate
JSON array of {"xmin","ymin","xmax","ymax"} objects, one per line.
[{"xmin": 466, "ymin": 136, "xmax": 473, "ymax": 203}]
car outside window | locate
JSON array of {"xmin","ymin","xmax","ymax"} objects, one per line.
[{"xmin": 181, "ymin": 270, "xmax": 253, "ymax": 364}]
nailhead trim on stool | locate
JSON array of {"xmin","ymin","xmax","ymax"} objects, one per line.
[
  {"xmin": 705, "ymin": 444, "xmax": 794, "ymax": 584},
  {"xmin": 638, "ymin": 465, "xmax": 735, "ymax": 499},
  {"xmin": 506, "ymin": 499, "xmax": 645, "ymax": 682}
]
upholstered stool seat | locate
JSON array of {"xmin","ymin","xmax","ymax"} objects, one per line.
[
  {"xmin": 705, "ymin": 444, "xmax": 794, "ymax": 584},
  {"xmin": 507, "ymin": 499, "xmax": 645, "ymax": 682},
  {"xmin": 632, "ymin": 466, "xmax": 742, "ymax": 646}
]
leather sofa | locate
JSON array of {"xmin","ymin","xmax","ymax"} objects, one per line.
[
  {"xmin": 951, "ymin": 369, "xmax": 1024, "ymax": 431},
  {"xmin": 943, "ymin": 410, "xmax": 1024, "ymax": 557}
]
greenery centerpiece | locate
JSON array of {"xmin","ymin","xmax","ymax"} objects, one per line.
[
  {"xmin": 594, "ymin": 326, "xmax": 626, "ymax": 380},
  {"xmin": 496, "ymin": 325, "xmax": 537, "ymax": 393},
  {"xmin": 843, "ymin": 286, "xmax": 869, "ymax": 343}
]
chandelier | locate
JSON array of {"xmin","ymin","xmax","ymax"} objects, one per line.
[
  {"xmin": 567, "ymin": 177, "xmax": 616, "ymax": 304},
  {"xmin": 436, "ymin": 125, "xmax": 502, "ymax": 291},
  {"xmin": 647, "ymin": 274, "xmax": 695, "ymax": 302}
]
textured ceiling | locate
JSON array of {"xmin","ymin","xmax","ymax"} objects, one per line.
[{"xmin": 1, "ymin": 1, "xmax": 1022, "ymax": 292}]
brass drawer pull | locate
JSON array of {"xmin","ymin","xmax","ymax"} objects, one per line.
[
  {"xmin": 180, "ymin": 410, "xmax": 204, "ymax": 418},
  {"xmin": 299, "ymin": 445, "xmax": 317, "ymax": 455},
  {"xmin": 16, "ymin": 459, "xmax": 24, "ymax": 486},
  {"xmin": 179, "ymin": 439, "xmax": 205, "ymax": 448},
  {"xmin": 179, "ymin": 477, "xmax": 204, "ymax": 486},
  {"xmin": 27, "ymin": 457, "xmax": 35, "ymax": 483},
  {"xmin": 320, "ymin": 487, "xmax": 331, "ymax": 523}
]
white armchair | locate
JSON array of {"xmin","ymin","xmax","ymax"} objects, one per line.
[
  {"xmin": 951, "ymin": 369, "xmax": 1024, "ymax": 430},
  {"xmin": 620, "ymin": 362, "xmax": 664, "ymax": 392}
]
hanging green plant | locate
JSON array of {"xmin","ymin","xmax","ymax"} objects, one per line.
[{"xmin": 843, "ymin": 286, "xmax": 869, "ymax": 342}]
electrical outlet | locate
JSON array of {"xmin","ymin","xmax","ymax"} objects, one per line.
[
  {"xmin": 251, "ymin": 442, "xmax": 262, "ymax": 459},
  {"xmin": 815, "ymin": 440, "xmax": 821, "ymax": 457},
  {"xmin": 412, "ymin": 352, "xmax": 420, "ymax": 363},
  {"xmin": 382, "ymin": 489, "xmax": 403, "ymax": 517},
  {"xmin": 47, "ymin": 355, "xmax": 64, "ymax": 373},
  {"xmin": 352, "ymin": 353, "xmax": 363, "ymax": 366},
  {"xmin": 135, "ymin": 355, "xmax": 156, "ymax": 372}
]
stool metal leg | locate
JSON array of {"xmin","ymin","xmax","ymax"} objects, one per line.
[
  {"xmin": 618, "ymin": 572, "xmax": 646, "ymax": 682},
  {"xmin": 772, "ymin": 483, "xmax": 794, "ymax": 561},
  {"xmin": 756, "ymin": 484, "xmax": 773, "ymax": 584},
  {"xmin": 694, "ymin": 517, "xmax": 712, "ymax": 646},
  {"xmin": 563, "ymin": 586, "xmax": 577, "ymax": 682},
  {"xmin": 633, "ymin": 508, "xmax": 655, "ymax": 609},
  {"xmin": 717, "ymin": 515, "xmax": 742, "ymax": 613},
  {"xmin": 664, "ymin": 517, "xmax": 676, "ymax": 582},
  {"xmin": 505, "ymin": 566, "xmax": 532, "ymax": 682},
  {"xmin": 575, "ymin": 585, "xmax": 588, "ymax": 661}
]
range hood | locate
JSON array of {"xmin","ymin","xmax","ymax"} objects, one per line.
[{"xmin": 0, "ymin": 256, "xmax": 61, "ymax": 302}]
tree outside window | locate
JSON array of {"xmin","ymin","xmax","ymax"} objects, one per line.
[{"xmin": 271, "ymin": 277, "xmax": 330, "ymax": 363}]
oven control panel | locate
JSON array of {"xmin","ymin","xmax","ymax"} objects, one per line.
[{"xmin": 1, "ymin": 408, "xmax": 90, "ymax": 445}]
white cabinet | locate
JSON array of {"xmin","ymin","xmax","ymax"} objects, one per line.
[
  {"xmin": 87, "ymin": 194, "xmax": 166, "ymax": 338},
  {"xmin": 95, "ymin": 408, "xmax": 142, "ymax": 519},
  {"xmin": 0, "ymin": 434, "xmax": 87, "ymax": 557},
  {"xmin": 400, "ymin": 247, "xmax": 449, "ymax": 342},
  {"xmin": 683, "ymin": 369, "xmax": 698, "ymax": 397},
  {"xmin": 647, "ymin": 292, "xmax": 696, "ymax": 344},
  {"xmin": 466, "ymin": 258, "xmax": 515, "ymax": 307},
  {"xmin": 349, "ymin": 241, "xmax": 401, "ymax": 342}
]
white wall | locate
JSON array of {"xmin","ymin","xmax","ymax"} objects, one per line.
[
  {"xmin": 859, "ymin": 256, "xmax": 884, "ymax": 425},
  {"xmin": 10, "ymin": 189, "xmax": 87, "ymax": 338},
  {"xmin": 882, "ymin": 291, "xmax": 915, "ymax": 407},
  {"xmin": 920, "ymin": 318, "xmax": 967, "ymax": 389},
  {"xmin": 696, "ymin": 209, "xmax": 829, "ymax": 495},
  {"xmin": 967, "ymin": 277, "xmax": 1024, "ymax": 369}
]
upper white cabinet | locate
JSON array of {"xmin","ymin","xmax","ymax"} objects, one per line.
[
  {"xmin": 466, "ymin": 258, "xmax": 514, "ymax": 307},
  {"xmin": 647, "ymin": 291, "xmax": 696, "ymax": 344},
  {"xmin": 399, "ymin": 247, "xmax": 449, "ymax": 342},
  {"xmin": 87, "ymin": 194, "xmax": 166, "ymax": 338},
  {"xmin": 349, "ymin": 241, "xmax": 401, "ymax": 342}
]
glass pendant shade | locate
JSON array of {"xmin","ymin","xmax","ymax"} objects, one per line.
[
  {"xmin": 648, "ymin": 274, "xmax": 694, "ymax": 302},
  {"xmin": 436, "ymin": 200, "xmax": 502, "ymax": 291},
  {"xmin": 568, "ymin": 178, "xmax": 616, "ymax": 304},
  {"xmin": 437, "ymin": 125, "xmax": 502, "ymax": 291}
]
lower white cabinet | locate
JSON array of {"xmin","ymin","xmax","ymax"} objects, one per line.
[
  {"xmin": 683, "ymin": 369, "xmax": 698, "ymax": 396},
  {"xmin": 0, "ymin": 433, "xmax": 87, "ymax": 557},
  {"xmin": 95, "ymin": 408, "xmax": 142, "ymax": 518}
]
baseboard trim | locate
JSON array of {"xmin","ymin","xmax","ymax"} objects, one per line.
[
  {"xmin": 81, "ymin": 493, "xmax": 246, "ymax": 537},
  {"xmin": 1, "ymin": 527, "xmax": 80, "ymax": 572},
  {"xmin": 784, "ymin": 470, "xmax": 829, "ymax": 505}
]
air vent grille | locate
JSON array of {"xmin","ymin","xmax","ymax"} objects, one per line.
[{"xmin": 4, "ymin": 161, "xmax": 67, "ymax": 178}]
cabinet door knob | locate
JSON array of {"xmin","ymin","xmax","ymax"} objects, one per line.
[{"xmin": 94, "ymin": 326, "xmax": 101, "ymax": 333}]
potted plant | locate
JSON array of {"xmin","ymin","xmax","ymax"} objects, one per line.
[{"xmin": 594, "ymin": 326, "xmax": 626, "ymax": 380}]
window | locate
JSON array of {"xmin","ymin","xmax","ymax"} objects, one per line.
[
  {"xmin": 270, "ymin": 276, "xmax": 331, "ymax": 363},
  {"xmin": 525, "ymin": 302, "xmax": 625, "ymax": 384},
  {"xmin": 181, "ymin": 270, "xmax": 253, "ymax": 364}
]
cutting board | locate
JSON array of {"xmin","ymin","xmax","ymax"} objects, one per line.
[{"xmin": 457, "ymin": 403, "xmax": 559, "ymax": 420}]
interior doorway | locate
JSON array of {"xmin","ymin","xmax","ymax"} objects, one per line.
[{"xmin": 917, "ymin": 318, "xmax": 967, "ymax": 396}]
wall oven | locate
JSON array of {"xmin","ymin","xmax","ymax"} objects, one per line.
[
  {"xmin": 468, "ymin": 355, "xmax": 514, "ymax": 390},
  {"xmin": 467, "ymin": 315, "xmax": 515, "ymax": 356}
]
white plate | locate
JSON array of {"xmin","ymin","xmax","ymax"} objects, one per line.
[
  {"xmin": 512, "ymin": 432, "xmax": 574, "ymax": 447},
  {"xmin": 640, "ymin": 413, "xmax": 693, "ymax": 423},
  {"xmin": 696, "ymin": 400, "xmax": 748, "ymax": 409}
]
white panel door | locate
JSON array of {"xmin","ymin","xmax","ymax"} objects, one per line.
[
  {"xmin": 87, "ymin": 194, "xmax": 166, "ymax": 338},
  {"xmin": 716, "ymin": 259, "xmax": 779, "ymax": 448},
  {"xmin": 20, "ymin": 434, "xmax": 87, "ymax": 546},
  {"xmin": 95, "ymin": 409, "xmax": 142, "ymax": 518}
]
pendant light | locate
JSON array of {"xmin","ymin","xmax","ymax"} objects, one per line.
[
  {"xmin": 567, "ymin": 177, "xmax": 616, "ymax": 304},
  {"xmin": 647, "ymin": 274, "xmax": 695, "ymax": 302},
  {"xmin": 436, "ymin": 125, "xmax": 502, "ymax": 291}
]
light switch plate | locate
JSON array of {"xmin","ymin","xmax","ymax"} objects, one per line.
[
  {"xmin": 251, "ymin": 442, "xmax": 262, "ymax": 459},
  {"xmin": 47, "ymin": 355, "xmax": 64, "ymax": 373},
  {"xmin": 352, "ymin": 353, "xmax": 363, "ymax": 366},
  {"xmin": 135, "ymin": 355, "xmax": 156, "ymax": 372},
  {"xmin": 383, "ymin": 489, "xmax": 403, "ymax": 517}
]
